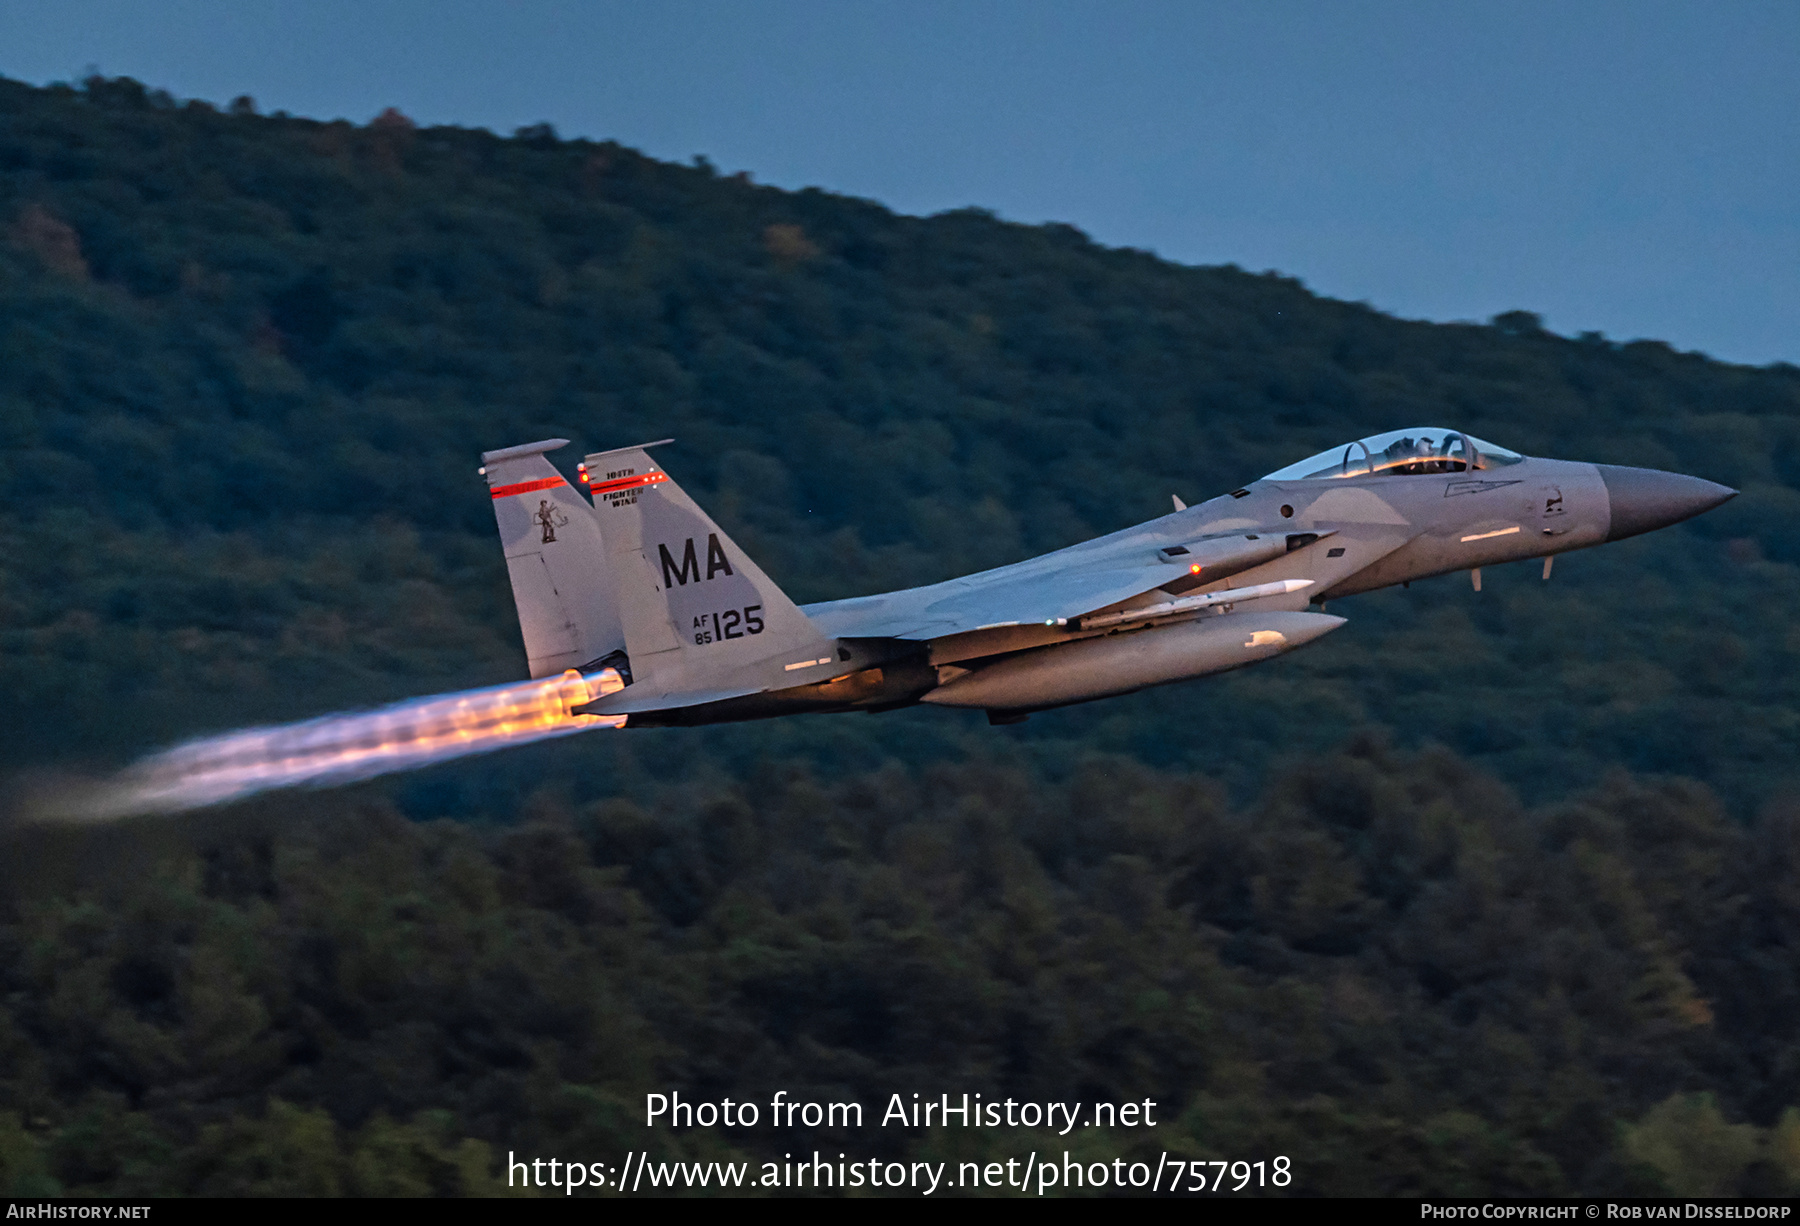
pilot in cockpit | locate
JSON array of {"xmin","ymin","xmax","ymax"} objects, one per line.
[{"xmin": 1261, "ymin": 428, "xmax": 1524, "ymax": 482}]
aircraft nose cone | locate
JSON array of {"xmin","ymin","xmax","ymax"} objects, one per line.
[{"xmin": 1594, "ymin": 464, "xmax": 1737, "ymax": 542}]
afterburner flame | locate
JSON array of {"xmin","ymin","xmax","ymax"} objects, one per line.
[{"xmin": 52, "ymin": 668, "xmax": 626, "ymax": 821}]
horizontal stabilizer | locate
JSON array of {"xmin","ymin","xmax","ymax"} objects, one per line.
[{"xmin": 571, "ymin": 682, "xmax": 763, "ymax": 718}]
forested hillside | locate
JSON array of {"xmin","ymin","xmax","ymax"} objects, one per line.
[
  {"xmin": 4, "ymin": 74, "xmax": 1800, "ymax": 808},
  {"xmin": 3, "ymin": 76, "xmax": 1800, "ymax": 1196}
]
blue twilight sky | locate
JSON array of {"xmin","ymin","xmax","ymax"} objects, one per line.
[{"xmin": 3, "ymin": 1, "xmax": 1796, "ymax": 365}]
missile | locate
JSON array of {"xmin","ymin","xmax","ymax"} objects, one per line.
[{"xmin": 1078, "ymin": 578, "xmax": 1315, "ymax": 631}]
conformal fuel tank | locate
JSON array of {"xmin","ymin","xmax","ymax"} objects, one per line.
[{"xmin": 919, "ymin": 610, "xmax": 1346, "ymax": 711}]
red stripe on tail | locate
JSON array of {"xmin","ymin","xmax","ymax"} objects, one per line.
[
  {"xmin": 587, "ymin": 472, "xmax": 669, "ymax": 495},
  {"xmin": 489, "ymin": 477, "xmax": 565, "ymax": 500}
]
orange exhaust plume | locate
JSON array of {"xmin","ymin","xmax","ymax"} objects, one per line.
[{"xmin": 45, "ymin": 669, "xmax": 626, "ymax": 821}]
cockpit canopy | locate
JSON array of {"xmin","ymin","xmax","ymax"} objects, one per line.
[{"xmin": 1262, "ymin": 428, "xmax": 1526, "ymax": 481}]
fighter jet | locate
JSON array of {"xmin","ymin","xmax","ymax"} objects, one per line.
[{"xmin": 481, "ymin": 428, "xmax": 1734, "ymax": 727}]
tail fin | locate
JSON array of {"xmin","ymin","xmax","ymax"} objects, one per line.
[
  {"xmin": 482, "ymin": 439, "xmax": 625, "ymax": 679},
  {"xmin": 580, "ymin": 441, "xmax": 834, "ymax": 699}
]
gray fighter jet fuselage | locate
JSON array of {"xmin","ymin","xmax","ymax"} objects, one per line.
[{"xmin": 481, "ymin": 428, "xmax": 1734, "ymax": 728}]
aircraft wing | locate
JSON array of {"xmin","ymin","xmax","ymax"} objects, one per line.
[
  {"xmin": 802, "ymin": 519, "xmax": 1243, "ymax": 640},
  {"xmin": 803, "ymin": 567, "xmax": 1171, "ymax": 639}
]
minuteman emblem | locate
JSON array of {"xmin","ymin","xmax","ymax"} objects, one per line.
[{"xmin": 535, "ymin": 499, "xmax": 569, "ymax": 543}]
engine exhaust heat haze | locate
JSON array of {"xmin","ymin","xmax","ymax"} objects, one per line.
[{"xmin": 35, "ymin": 669, "xmax": 626, "ymax": 822}]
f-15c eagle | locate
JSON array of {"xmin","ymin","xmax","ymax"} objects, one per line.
[{"xmin": 483, "ymin": 429, "xmax": 1734, "ymax": 728}]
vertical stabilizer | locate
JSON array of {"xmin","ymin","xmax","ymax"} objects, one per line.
[
  {"xmin": 483, "ymin": 439, "xmax": 625, "ymax": 678},
  {"xmin": 580, "ymin": 442, "xmax": 834, "ymax": 698}
]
